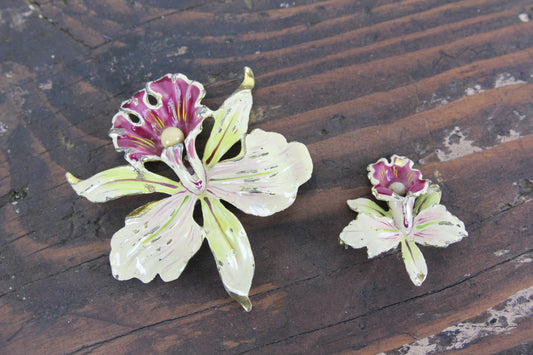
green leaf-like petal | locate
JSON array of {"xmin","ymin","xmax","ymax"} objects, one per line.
[
  {"xmin": 412, "ymin": 204, "xmax": 468, "ymax": 247},
  {"xmin": 208, "ymin": 129, "xmax": 313, "ymax": 216},
  {"xmin": 201, "ymin": 196, "xmax": 254, "ymax": 311},
  {"xmin": 413, "ymin": 183, "xmax": 442, "ymax": 215},
  {"xmin": 347, "ymin": 198, "xmax": 391, "ymax": 217},
  {"xmin": 66, "ymin": 166, "xmax": 181, "ymax": 203},
  {"xmin": 109, "ymin": 192, "xmax": 204, "ymax": 283},
  {"xmin": 401, "ymin": 239, "xmax": 427, "ymax": 286},
  {"xmin": 339, "ymin": 213, "xmax": 401, "ymax": 258},
  {"xmin": 203, "ymin": 68, "xmax": 254, "ymax": 167}
]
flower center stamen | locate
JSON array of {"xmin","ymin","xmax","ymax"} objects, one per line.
[
  {"xmin": 161, "ymin": 127, "xmax": 185, "ymax": 147},
  {"xmin": 388, "ymin": 181, "xmax": 406, "ymax": 196}
]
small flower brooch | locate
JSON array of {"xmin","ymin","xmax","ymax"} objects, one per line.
[
  {"xmin": 339, "ymin": 155, "xmax": 468, "ymax": 286},
  {"xmin": 66, "ymin": 68, "xmax": 313, "ymax": 311}
]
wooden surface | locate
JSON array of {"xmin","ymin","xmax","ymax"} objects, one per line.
[{"xmin": 1, "ymin": 0, "xmax": 532, "ymax": 353}]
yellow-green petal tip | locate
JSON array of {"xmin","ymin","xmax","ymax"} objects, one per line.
[
  {"xmin": 65, "ymin": 172, "xmax": 80, "ymax": 185},
  {"xmin": 237, "ymin": 67, "xmax": 255, "ymax": 91}
]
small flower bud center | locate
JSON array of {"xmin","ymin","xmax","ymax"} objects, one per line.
[
  {"xmin": 388, "ymin": 181, "xmax": 406, "ymax": 196},
  {"xmin": 161, "ymin": 127, "xmax": 184, "ymax": 147}
]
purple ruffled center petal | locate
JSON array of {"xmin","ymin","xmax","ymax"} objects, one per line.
[
  {"xmin": 111, "ymin": 74, "xmax": 205, "ymax": 163},
  {"xmin": 371, "ymin": 157, "xmax": 426, "ymax": 197}
]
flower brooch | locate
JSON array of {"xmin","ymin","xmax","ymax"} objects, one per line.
[
  {"xmin": 339, "ymin": 155, "xmax": 468, "ymax": 286},
  {"xmin": 66, "ymin": 68, "xmax": 313, "ymax": 311},
  {"xmin": 66, "ymin": 68, "xmax": 468, "ymax": 310}
]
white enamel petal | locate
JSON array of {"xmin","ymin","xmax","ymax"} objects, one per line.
[
  {"xmin": 340, "ymin": 213, "xmax": 401, "ymax": 258},
  {"xmin": 200, "ymin": 196, "xmax": 254, "ymax": 311},
  {"xmin": 110, "ymin": 192, "xmax": 204, "ymax": 283},
  {"xmin": 207, "ymin": 129, "xmax": 313, "ymax": 217},
  {"xmin": 412, "ymin": 204, "xmax": 468, "ymax": 247},
  {"xmin": 401, "ymin": 239, "xmax": 428, "ymax": 286}
]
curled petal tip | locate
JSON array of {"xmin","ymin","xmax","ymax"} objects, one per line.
[
  {"xmin": 229, "ymin": 291, "xmax": 253, "ymax": 312},
  {"xmin": 413, "ymin": 274, "xmax": 427, "ymax": 287},
  {"xmin": 243, "ymin": 300, "xmax": 253, "ymax": 312},
  {"xmin": 237, "ymin": 67, "xmax": 255, "ymax": 91},
  {"xmin": 65, "ymin": 172, "xmax": 80, "ymax": 185}
]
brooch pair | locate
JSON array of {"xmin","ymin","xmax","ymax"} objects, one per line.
[{"xmin": 66, "ymin": 68, "xmax": 468, "ymax": 311}]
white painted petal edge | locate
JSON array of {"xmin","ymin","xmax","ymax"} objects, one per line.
[
  {"xmin": 200, "ymin": 196, "xmax": 255, "ymax": 311},
  {"xmin": 110, "ymin": 192, "xmax": 204, "ymax": 283},
  {"xmin": 401, "ymin": 239, "xmax": 428, "ymax": 286},
  {"xmin": 413, "ymin": 204, "xmax": 468, "ymax": 247},
  {"xmin": 340, "ymin": 213, "xmax": 401, "ymax": 258},
  {"xmin": 208, "ymin": 129, "xmax": 313, "ymax": 217}
]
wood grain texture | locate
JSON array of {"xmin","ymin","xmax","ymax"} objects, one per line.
[{"xmin": 1, "ymin": 0, "xmax": 532, "ymax": 353}]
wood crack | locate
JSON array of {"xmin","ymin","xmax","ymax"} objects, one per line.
[
  {"xmin": 24, "ymin": 0, "xmax": 94, "ymax": 50},
  {"xmin": 238, "ymin": 248, "xmax": 533, "ymax": 354},
  {"xmin": 66, "ymin": 299, "xmax": 234, "ymax": 354},
  {"xmin": 0, "ymin": 253, "xmax": 107, "ymax": 299},
  {"xmin": 0, "ymin": 230, "xmax": 36, "ymax": 251},
  {"xmin": 65, "ymin": 273, "xmax": 322, "ymax": 354},
  {"xmin": 6, "ymin": 318, "xmax": 31, "ymax": 343},
  {"xmin": 53, "ymin": 206, "xmax": 531, "ymax": 354}
]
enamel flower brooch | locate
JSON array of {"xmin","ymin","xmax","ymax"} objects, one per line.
[
  {"xmin": 339, "ymin": 155, "xmax": 467, "ymax": 286},
  {"xmin": 66, "ymin": 68, "xmax": 313, "ymax": 311}
]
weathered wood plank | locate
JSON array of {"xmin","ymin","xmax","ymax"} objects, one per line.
[
  {"xmin": 2, "ymin": 134, "xmax": 531, "ymax": 353},
  {"xmin": 1, "ymin": 0, "xmax": 532, "ymax": 353}
]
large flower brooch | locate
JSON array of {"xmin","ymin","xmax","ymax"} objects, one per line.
[
  {"xmin": 66, "ymin": 68, "xmax": 313, "ymax": 311},
  {"xmin": 339, "ymin": 155, "xmax": 467, "ymax": 286}
]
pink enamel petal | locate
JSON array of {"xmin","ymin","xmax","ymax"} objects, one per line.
[
  {"xmin": 412, "ymin": 204, "xmax": 468, "ymax": 247},
  {"xmin": 146, "ymin": 74, "xmax": 205, "ymax": 135},
  {"xmin": 110, "ymin": 73, "xmax": 207, "ymax": 166},
  {"xmin": 340, "ymin": 213, "xmax": 401, "ymax": 258},
  {"xmin": 109, "ymin": 191, "xmax": 204, "ymax": 283},
  {"xmin": 401, "ymin": 239, "xmax": 428, "ymax": 286},
  {"xmin": 207, "ymin": 129, "xmax": 313, "ymax": 217},
  {"xmin": 367, "ymin": 155, "xmax": 428, "ymax": 201},
  {"xmin": 390, "ymin": 155, "xmax": 427, "ymax": 195}
]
